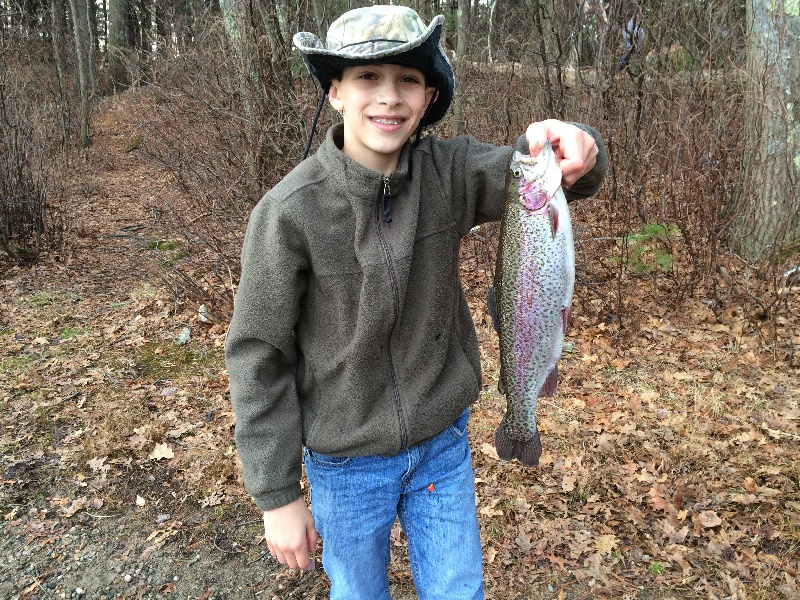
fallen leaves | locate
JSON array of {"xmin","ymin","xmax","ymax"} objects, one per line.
[
  {"xmin": 468, "ymin": 288, "xmax": 799, "ymax": 597},
  {"xmin": 694, "ymin": 510, "xmax": 722, "ymax": 529},
  {"xmin": 140, "ymin": 521, "xmax": 182, "ymax": 559},
  {"xmin": 50, "ymin": 496, "xmax": 104, "ymax": 517},
  {"xmin": 148, "ymin": 442, "xmax": 175, "ymax": 461}
]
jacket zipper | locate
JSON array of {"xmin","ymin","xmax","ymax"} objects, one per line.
[
  {"xmin": 375, "ymin": 177, "xmax": 408, "ymax": 449},
  {"xmin": 381, "ymin": 176, "xmax": 392, "ymax": 223}
]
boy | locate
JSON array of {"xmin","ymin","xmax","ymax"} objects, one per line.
[{"xmin": 225, "ymin": 5, "xmax": 607, "ymax": 599}]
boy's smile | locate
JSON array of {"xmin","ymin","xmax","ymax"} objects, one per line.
[{"xmin": 328, "ymin": 63, "xmax": 435, "ymax": 174}]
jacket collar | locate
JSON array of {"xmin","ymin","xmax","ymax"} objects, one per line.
[{"xmin": 316, "ymin": 124, "xmax": 411, "ymax": 202}]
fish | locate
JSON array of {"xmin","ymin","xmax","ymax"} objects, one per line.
[{"xmin": 487, "ymin": 142, "xmax": 575, "ymax": 467}]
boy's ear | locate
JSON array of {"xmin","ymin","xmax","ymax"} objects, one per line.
[
  {"xmin": 328, "ymin": 81, "xmax": 344, "ymax": 112},
  {"xmin": 425, "ymin": 87, "xmax": 437, "ymax": 110}
]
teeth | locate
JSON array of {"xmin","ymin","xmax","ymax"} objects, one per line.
[{"xmin": 373, "ymin": 118, "xmax": 402, "ymax": 125}]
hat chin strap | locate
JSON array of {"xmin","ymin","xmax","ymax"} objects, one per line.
[
  {"xmin": 301, "ymin": 92, "xmax": 329, "ymax": 162},
  {"xmin": 414, "ymin": 87, "xmax": 439, "ymax": 144}
]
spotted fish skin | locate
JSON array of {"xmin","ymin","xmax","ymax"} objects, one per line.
[{"xmin": 489, "ymin": 143, "xmax": 574, "ymax": 467}]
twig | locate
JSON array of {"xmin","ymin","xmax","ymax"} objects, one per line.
[
  {"xmin": 235, "ymin": 519, "xmax": 262, "ymax": 528},
  {"xmin": 247, "ymin": 551, "xmax": 268, "ymax": 566}
]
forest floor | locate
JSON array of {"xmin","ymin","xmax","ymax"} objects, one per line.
[{"xmin": 1, "ymin": 91, "xmax": 798, "ymax": 600}]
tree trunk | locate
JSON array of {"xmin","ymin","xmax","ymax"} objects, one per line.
[
  {"xmin": 309, "ymin": 0, "xmax": 326, "ymax": 35},
  {"xmin": 138, "ymin": 0, "xmax": 153, "ymax": 83},
  {"xmin": 451, "ymin": 0, "xmax": 469, "ymax": 136},
  {"xmin": 254, "ymin": 0, "xmax": 288, "ymax": 66},
  {"xmin": 68, "ymin": 0, "xmax": 93, "ymax": 147},
  {"xmin": 731, "ymin": 0, "xmax": 800, "ymax": 262},
  {"xmin": 108, "ymin": 0, "xmax": 130, "ymax": 92},
  {"xmin": 487, "ymin": 0, "xmax": 496, "ymax": 63},
  {"xmin": 51, "ymin": 0, "xmax": 70, "ymax": 146}
]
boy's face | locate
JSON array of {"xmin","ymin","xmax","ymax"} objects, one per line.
[{"xmin": 328, "ymin": 63, "xmax": 435, "ymax": 174}]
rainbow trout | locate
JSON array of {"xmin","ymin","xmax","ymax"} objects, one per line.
[{"xmin": 487, "ymin": 143, "xmax": 574, "ymax": 466}]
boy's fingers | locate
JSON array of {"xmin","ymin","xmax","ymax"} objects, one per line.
[
  {"xmin": 558, "ymin": 131, "xmax": 598, "ymax": 187},
  {"xmin": 275, "ymin": 546, "xmax": 312, "ymax": 571},
  {"xmin": 307, "ymin": 526, "xmax": 319, "ymax": 555},
  {"xmin": 526, "ymin": 120, "xmax": 598, "ymax": 187},
  {"xmin": 525, "ymin": 121, "xmax": 550, "ymax": 156}
]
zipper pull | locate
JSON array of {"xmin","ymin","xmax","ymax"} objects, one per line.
[{"xmin": 381, "ymin": 176, "xmax": 392, "ymax": 224}]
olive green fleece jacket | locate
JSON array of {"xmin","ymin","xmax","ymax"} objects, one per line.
[{"xmin": 225, "ymin": 123, "xmax": 607, "ymax": 511}]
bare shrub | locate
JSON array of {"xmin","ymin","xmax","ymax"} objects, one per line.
[
  {"xmin": 128, "ymin": 2, "xmax": 794, "ymax": 358},
  {"xmin": 138, "ymin": 16, "xmax": 312, "ymax": 311},
  {"xmin": 0, "ymin": 31, "xmax": 66, "ymax": 267},
  {"xmin": 451, "ymin": 1, "xmax": 794, "ymax": 356}
]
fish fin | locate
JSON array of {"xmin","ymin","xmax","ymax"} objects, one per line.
[
  {"xmin": 562, "ymin": 306, "xmax": 571, "ymax": 335},
  {"xmin": 495, "ymin": 424, "xmax": 542, "ymax": 467},
  {"xmin": 487, "ymin": 285, "xmax": 499, "ymax": 333},
  {"xmin": 548, "ymin": 203, "xmax": 559, "ymax": 239},
  {"xmin": 540, "ymin": 366, "xmax": 558, "ymax": 397}
]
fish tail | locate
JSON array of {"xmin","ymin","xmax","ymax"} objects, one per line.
[{"xmin": 494, "ymin": 422, "xmax": 542, "ymax": 467}]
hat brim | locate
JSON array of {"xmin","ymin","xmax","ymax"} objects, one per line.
[{"xmin": 293, "ymin": 17, "xmax": 453, "ymax": 128}]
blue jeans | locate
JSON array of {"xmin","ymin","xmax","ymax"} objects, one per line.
[{"xmin": 303, "ymin": 408, "xmax": 484, "ymax": 600}]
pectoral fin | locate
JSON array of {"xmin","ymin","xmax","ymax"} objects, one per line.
[
  {"xmin": 548, "ymin": 203, "xmax": 559, "ymax": 238},
  {"xmin": 487, "ymin": 285, "xmax": 499, "ymax": 333},
  {"xmin": 539, "ymin": 365, "xmax": 559, "ymax": 397}
]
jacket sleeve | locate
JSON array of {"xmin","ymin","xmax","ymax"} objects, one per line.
[
  {"xmin": 425, "ymin": 134, "xmax": 514, "ymax": 235},
  {"xmin": 513, "ymin": 122, "xmax": 608, "ymax": 202},
  {"xmin": 428, "ymin": 122, "xmax": 607, "ymax": 236},
  {"xmin": 225, "ymin": 195, "xmax": 308, "ymax": 511}
]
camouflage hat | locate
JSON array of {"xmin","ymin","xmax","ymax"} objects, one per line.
[{"xmin": 293, "ymin": 5, "xmax": 454, "ymax": 128}]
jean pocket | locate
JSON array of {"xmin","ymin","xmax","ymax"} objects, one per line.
[
  {"xmin": 304, "ymin": 448, "xmax": 354, "ymax": 468},
  {"xmin": 445, "ymin": 408, "xmax": 470, "ymax": 440}
]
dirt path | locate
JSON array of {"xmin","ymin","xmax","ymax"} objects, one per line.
[{"xmin": 0, "ymin": 94, "xmax": 342, "ymax": 600}]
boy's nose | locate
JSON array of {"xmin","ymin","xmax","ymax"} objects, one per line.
[{"xmin": 376, "ymin": 82, "xmax": 402, "ymax": 105}]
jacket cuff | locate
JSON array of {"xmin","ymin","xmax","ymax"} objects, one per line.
[
  {"xmin": 565, "ymin": 122, "xmax": 607, "ymax": 201},
  {"xmin": 253, "ymin": 482, "xmax": 302, "ymax": 512}
]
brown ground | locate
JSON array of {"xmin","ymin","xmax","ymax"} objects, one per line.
[{"xmin": 1, "ymin": 91, "xmax": 798, "ymax": 600}]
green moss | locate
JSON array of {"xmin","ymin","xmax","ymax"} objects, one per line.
[
  {"xmin": 58, "ymin": 327, "xmax": 90, "ymax": 340},
  {"xmin": 29, "ymin": 290, "xmax": 81, "ymax": 308},
  {"xmin": 162, "ymin": 251, "xmax": 187, "ymax": 268},
  {"xmin": 621, "ymin": 222, "xmax": 679, "ymax": 275},
  {"xmin": 125, "ymin": 134, "xmax": 142, "ymax": 152},
  {"xmin": 133, "ymin": 341, "xmax": 221, "ymax": 381},
  {"xmin": 2, "ymin": 354, "xmax": 35, "ymax": 373},
  {"xmin": 148, "ymin": 240, "xmax": 181, "ymax": 251},
  {"xmin": 30, "ymin": 291, "xmax": 58, "ymax": 307},
  {"xmin": 647, "ymin": 561, "xmax": 665, "ymax": 575}
]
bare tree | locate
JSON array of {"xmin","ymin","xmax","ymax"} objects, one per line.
[
  {"xmin": 108, "ymin": 0, "xmax": 132, "ymax": 91},
  {"xmin": 68, "ymin": 0, "xmax": 94, "ymax": 147},
  {"xmin": 451, "ymin": 0, "xmax": 470, "ymax": 136},
  {"xmin": 731, "ymin": 0, "xmax": 800, "ymax": 262},
  {"xmin": 50, "ymin": 0, "xmax": 71, "ymax": 145}
]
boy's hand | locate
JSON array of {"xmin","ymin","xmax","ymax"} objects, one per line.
[
  {"xmin": 526, "ymin": 119, "xmax": 599, "ymax": 188},
  {"xmin": 263, "ymin": 497, "xmax": 319, "ymax": 571}
]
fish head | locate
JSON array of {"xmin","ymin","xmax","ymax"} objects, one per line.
[
  {"xmin": 510, "ymin": 151, "xmax": 549, "ymax": 214},
  {"xmin": 510, "ymin": 144, "xmax": 563, "ymax": 213}
]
